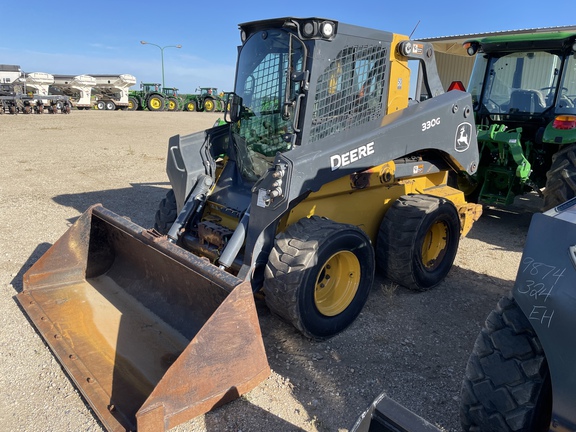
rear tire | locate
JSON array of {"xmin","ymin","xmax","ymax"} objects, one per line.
[
  {"xmin": 105, "ymin": 101, "xmax": 116, "ymax": 110},
  {"xmin": 543, "ymin": 143, "xmax": 576, "ymax": 210},
  {"xmin": 263, "ymin": 216, "xmax": 375, "ymax": 340},
  {"xmin": 377, "ymin": 194, "xmax": 460, "ymax": 291},
  {"xmin": 154, "ymin": 189, "xmax": 177, "ymax": 234},
  {"xmin": 460, "ymin": 294, "xmax": 552, "ymax": 432},
  {"xmin": 185, "ymin": 100, "xmax": 197, "ymax": 112},
  {"xmin": 96, "ymin": 101, "xmax": 105, "ymax": 110},
  {"xmin": 147, "ymin": 95, "xmax": 165, "ymax": 111}
]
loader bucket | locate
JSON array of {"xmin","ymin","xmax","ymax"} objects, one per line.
[{"xmin": 16, "ymin": 204, "xmax": 270, "ymax": 432}]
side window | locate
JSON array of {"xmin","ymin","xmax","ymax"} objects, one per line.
[{"xmin": 311, "ymin": 45, "xmax": 388, "ymax": 142}]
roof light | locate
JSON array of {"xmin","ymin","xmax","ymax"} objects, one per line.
[
  {"xmin": 448, "ymin": 81, "xmax": 466, "ymax": 92},
  {"xmin": 302, "ymin": 21, "xmax": 316, "ymax": 37},
  {"xmin": 320, "ymin": 21, "xmax": 334, "ymax": 38},
  {"xmin": 553, "ymin": 115, "xmax": 576, "ymax": 130},
  {"xmin": 463, "ymin": 42, "xmax": 479, "ymax": 56}
]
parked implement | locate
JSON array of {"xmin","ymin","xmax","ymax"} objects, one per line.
[
  {"xmin": 18, "ymin": 17, "xmax": 481, "ymax": 431},
  {"xmin": 461, "ymin": 197, "xmax": 576, "ymax": 431},
  {"xmin": 458, "ymin": 32, "xmax": 576, "ymax": 209},
  {"xmin": 128, "ymin": 82, "xmax": 165, "ymax": 111}
]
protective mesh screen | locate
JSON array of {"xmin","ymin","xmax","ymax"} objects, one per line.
[{"xmin": 310, "ymin": 45, "xmax": 387, "ymax": 142}]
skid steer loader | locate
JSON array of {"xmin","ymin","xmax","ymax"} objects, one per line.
[{"xmin": 17, "ymin": 17, "xmax": 481, "ymax": 432}]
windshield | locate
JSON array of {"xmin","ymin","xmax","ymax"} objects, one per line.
[
  {"xmin": 232, "ymin": 29, "xmax": 305, "ymax": 179},
  {"xmin": 475, "ymin": 50, "xmax": 576, "ymax": 115}
]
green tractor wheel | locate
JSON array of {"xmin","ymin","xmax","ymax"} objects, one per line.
[
  {"xmin": 167, "ymin": 97, "xmax": 178, "ymax": 112},
  {"xmin": 203, "ymin": 98, "xmax": 215, "ymax": 112},
  {"xmin": 185, "ymin": 100, "xmax": 197, "ymax": 112},
  {"xmin": 147, "ymin": 95, "xmax": 164, "ymax": 111},
  {"xmin": 127, "ymin": 96, "xmax": 138, "ymax": 111}
]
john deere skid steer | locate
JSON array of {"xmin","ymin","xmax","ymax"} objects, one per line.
[{"xmin": 17, "ymin": 17, "xmax": 481, "ymax": 431}]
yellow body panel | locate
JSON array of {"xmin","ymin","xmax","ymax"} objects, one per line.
[
  {"xmin": 284, "ymin": 162, "xmax": 481, "ymax": 242},
  {"xmin": 386, "ymin": 34, "xmax": 411, "ymax": 114}
]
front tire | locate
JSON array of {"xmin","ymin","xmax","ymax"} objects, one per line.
[
  {"xmin": 154, "ymin": 189, "xmax": 177, "ymax": 234},
  {"xmin": 377, "ymin": 194, "xmax": 460, "ymax": 291},
  {"xmin": 127, "ymin": 96, "xmax": 138, "ymax": 111},
  {"xmin": 543, "ymin": 143, "xmax": 576, "ymax": 210},
  {"xmin": 263, "ymin": 216, "xmax": 375, "ymax": 340},
  {"xmin": 460, "ymin": 294, "xmax": 552, "ymax": 432}
]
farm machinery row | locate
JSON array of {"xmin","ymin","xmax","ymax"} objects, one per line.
[
  {"xmin": 0, "ymin": 65, "xmax": 71, "ymax": 114},
  {"xmin": 0, "ymin": 65, "xmax": 137, "ymax": 113},
  {"xmin": 127, "ymin": 84, "xmax": 229, "ymax": 112}
]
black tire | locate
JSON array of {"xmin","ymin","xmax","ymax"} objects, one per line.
[
  {"xmin": 96, "ymin": 100, "xmax": 105, "ymax": 110},
  {"xmin": 185, "ymin": 100, "xmax": 197, "ymax": 112},
  {"xmin": 127, "ymin": 96, "xmax": 138, "ymax": 111},
  {"xmin": 263, "ymin": 216, "xmax": 375, "ymax": 340},
  {"xmin": 460, "ymin": 294, "xmax": 552, "ymax": 432},
  {"xmin": 105, "ymin": 101, "xmax": 116, "ymax": 110},
  {"xmin": 203, "ymin": 97, "xmax": 215, "ymax": 112},
  {"xmin": 377, "ymin": 194, "xmax": 460, "ymax": 291},
  {"xmin": 154, "ymin": 189, "xmax": 177, "ymax": 234},
  {"xmin": 543, "ymin": 143, "xmax": 576, "ymax": 210},
  {"xmin": 147, "ymin": 95, "xmax": 165, "ymax": 111},
  {"xmin": 167, "ymin": 97, "xmax": 178, "ymax": 111}
]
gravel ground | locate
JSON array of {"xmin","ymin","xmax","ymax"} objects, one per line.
[{"xmin": 0, "ymin": 110, "xmax": 539, "ymax": 432}]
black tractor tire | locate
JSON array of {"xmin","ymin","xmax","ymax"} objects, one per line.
[
  {"xmin": 543, "ymin": 143, "xmax": 576, "ymax": 210},
  {"xmin": 167, "ymin": 97, "xmax": 178, "ymax": 111},
  {"xmin": 203, "ymin": 97, "xmax": 216, "ymax": 112},
  {"xmin": 377, "ymin": 194, "xmax": 460, "ymax": 291},
  {"xmin": 263, "ymin": 216, "xmax": 375, "ymax": 340},
  {"xmin": 147, "ymin": 95, "xmax": 165, "ymax": 111},
  {"xmin": 127, "ymin": 96, "xmax": 138, "ymax": 111},
  {"xmin": 460, "ymin": 294, "xmax": 552, "ymax": 432},
  {"xmin": 185, "ymin": 100, "xmax": 197, "ymax": 112},
  {"xmin": 154, "ymin": 189, "xmax": 177, "ymax": 234}
]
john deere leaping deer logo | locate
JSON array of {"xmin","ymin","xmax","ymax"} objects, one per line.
[{"xmin": 455, "ymin": 122, "xmax": 472, "ymax": 152}]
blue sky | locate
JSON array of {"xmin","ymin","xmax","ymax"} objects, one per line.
[{"xmin": 1, "ymin": 0, "xmax": 573, "ymax": 94}]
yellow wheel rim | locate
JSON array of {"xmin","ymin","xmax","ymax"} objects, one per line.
[
  {"xmin": 421, "ymin": 220, "xmax": 448, "ymax": 270},
  {"xmin": 187, "ymin": 102, "xmax": 195, "ymax": 111},
  {"xmin": 150, "ymin": 98, "xmax": 161, "ymax": 109},
  {"xmin": 128, "ymin": 101, "xmax": 134, "ymax": 109},
  {"xmin": 314, "ymin": 251, "xmax": 361, "ymax": 316},
  {"xmin": 205, "ymin": 100, "xmax": 214, "ymax": 111},
  {"xmin": 169, "ymin": 101, "xmax": 175, "ymax": 110}
]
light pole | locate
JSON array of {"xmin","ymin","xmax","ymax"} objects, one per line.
[{"xmin": 140, "ymin": 41, "xmax": 182, "ymax": 89}]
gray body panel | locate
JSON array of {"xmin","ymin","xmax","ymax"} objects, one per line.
[{"xmin": 513, "ymin": 199, "xmax": 576, "ymax": 430}]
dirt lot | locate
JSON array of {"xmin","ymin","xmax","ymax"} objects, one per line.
[{"xmin": 0, "ymin": 110, "xmax": 539, "ymax": 432}]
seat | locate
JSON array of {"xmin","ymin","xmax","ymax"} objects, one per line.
[{"xmin": 509, "ymin": 89, "xmax": 546, "ymax": 113}]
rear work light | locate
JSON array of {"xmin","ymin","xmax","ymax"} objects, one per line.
[{"xmin": 553, "ymin": 115, "xmax": 576, "ymax": 130}]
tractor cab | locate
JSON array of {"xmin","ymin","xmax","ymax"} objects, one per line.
[
  {"xmin": 462, "ymin": 32, "xmax": 576, "ymax": 206},
  {"xmin": 163, "ymin": 87, "xmax": 179, "ymax": 97}
]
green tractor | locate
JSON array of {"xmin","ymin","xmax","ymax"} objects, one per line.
[
  {"xmin": 162, "ymin": 87, "xmax": 183, "ymax": 111},
  {"xmin": 458, "ymin": 32, "xmax": 576, "ymax": 209},
  {"xmin": 127, "ymin": 82, "xmax": 165, "ymax": 111},
  {"xmin": 182, "ymin": 87, "xmax": 225, "ymax": 112}
]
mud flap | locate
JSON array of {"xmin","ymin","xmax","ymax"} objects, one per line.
[{"xmin": 16, "ymin": 204, "xmax": 270, "ymax": 432}]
